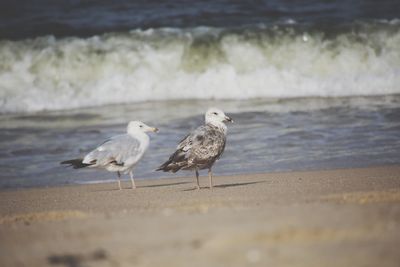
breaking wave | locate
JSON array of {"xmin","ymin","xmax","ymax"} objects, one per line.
[{"xmin": 1, "ymin": 22, "xmax": 400, "ymax": 113}]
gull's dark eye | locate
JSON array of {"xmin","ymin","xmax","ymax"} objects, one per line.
[
  {"xmin": 140, "ymin": 125, "xmax": 143, "ymax": 128},
  {"xmin": 213, "ymin": 112, "xmax": 218, "ymax": 115}
]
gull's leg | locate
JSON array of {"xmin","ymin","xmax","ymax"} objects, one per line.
[
  {"xmin": 195, "ymin": 168, "xmax": 200, "ymax": 190},
  {"xmin": 129, "ymin": 171, "xmax": 136, "ymax": 189},
  {"xmin": 117, "ymin": 171, "xmax": 122, "ymax": 190},
  {"xmin": 208, "ymin": 168, "xmax": 213, "ymax": 189}
]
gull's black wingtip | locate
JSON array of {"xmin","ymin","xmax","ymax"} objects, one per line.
[{"xmin": 60, "ymin": 158, "xmax": 91, "ymax": 169}]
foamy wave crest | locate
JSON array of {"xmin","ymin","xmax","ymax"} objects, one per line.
[{"xmin": 1, "ymin": 23, "xmax": 400, "ymax": 113}]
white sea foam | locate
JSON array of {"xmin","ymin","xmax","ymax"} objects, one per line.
[{"xmin": 1, "ymin": 25, "xmax": 399, "ymax": 113}]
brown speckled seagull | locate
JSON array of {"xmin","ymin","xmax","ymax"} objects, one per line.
[{"xmin": 157, "ymin": 108, "xmax": 233, "ymax": 189}]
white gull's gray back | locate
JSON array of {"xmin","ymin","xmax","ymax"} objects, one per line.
[
  {"xmin": 61, "ymin": 121, "xmax": 158, "ymax": 190},
  {"xmin": 84, "ymin": 134, "xmax": 142, "ymax": 172}
]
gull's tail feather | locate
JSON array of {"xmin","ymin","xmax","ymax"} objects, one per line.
[
  {"xmin": 156, "ymin": 150, "xmax": 187, "ymax": 173},
  {"xmin": 60, "ymin": 158, "xmax": 92, "ymax": 169},
  {"xmin": 156, "ymin": 163, "xmax": 175, "ymax": 173},
  {"xmin": 156, "ymin": 159, "xmax": 180, "ymax": 173}
]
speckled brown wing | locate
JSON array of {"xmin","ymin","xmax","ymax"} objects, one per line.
[
  {"xmin": 187, "ymin": 124, "xmax": 226, "ymax": 169},
  {"xmin": 157, "ymin": 124, "xmax": 226, "ymax": 172}
]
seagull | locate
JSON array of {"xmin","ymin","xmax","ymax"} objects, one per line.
[
  {"xmin": 157, "ymin": 108, "xmax": 233, "ymax": 189},
  {"xmin": 61, "ymin": 121, "xmax": 158, "ymax": 190}
]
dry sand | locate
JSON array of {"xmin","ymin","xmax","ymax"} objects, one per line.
[{"xmin": 1, "ymin": 166, "xmax": 400, "ymax": 267}]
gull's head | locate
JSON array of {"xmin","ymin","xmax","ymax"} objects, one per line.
[
  {"xmin": 127, "ymin": 121, "xmax": 159, "ymax": 134},
  {"xmin": 205, "ymin": 108, "xmax": 233, "ymax": 125}
]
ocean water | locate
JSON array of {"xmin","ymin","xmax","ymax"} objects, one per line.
[
  {"xmin": 0, "ymin": 0, "xmax": 400, "ymax": 188},
  {"xmin": 1, "ymin": 96, "xmax": 400, "ymax": 189}
]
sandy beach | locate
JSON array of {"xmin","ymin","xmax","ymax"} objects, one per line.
[{"xmin": 1, "ymin": 165, "xmax": 400, "ymax": 267}]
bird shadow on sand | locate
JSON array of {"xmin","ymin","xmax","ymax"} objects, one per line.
[
  {"xmin": 140, "ymin": 181, "xmax": 190, "ymax": 188},
  {"xmin": 91, "ymin": 181, "xmax": 191, "ymax": 192},
  {"xmin": 182, "ymin": 180, "xmax": 266, "ymax": 191},
  {"xmin": 90, "ymin": 187, "xmax": 126, "ymax": 192}
]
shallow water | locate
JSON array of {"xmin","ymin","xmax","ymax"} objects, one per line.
[{"xmin": 1, "ymin": 96, "xmax": 399, "ymax": 189}]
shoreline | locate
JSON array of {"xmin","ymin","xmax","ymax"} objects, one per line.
[
  {"xmin": 3, "ymin": 163, "xmax": 400, "ymax": 192},
  {"xmin": 1, "ymin": 165, "xmax": 400, "ymax": 266}
]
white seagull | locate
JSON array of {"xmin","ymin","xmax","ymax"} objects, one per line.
[
  {"xmin": 61, "ymin": 121, "xmax": 158, "ymax": 190},
  {"xmin": 157, "ymin": 108, "xmax": 233, "ymax": 189}
]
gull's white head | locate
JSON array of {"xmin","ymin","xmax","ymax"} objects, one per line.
[
  {"xmin": 205, "ymin": 108, "xmax": 233, "ymax": 125},
  {"xmin": 127, "ymin": 121, "xmax": 159, "ymax": 135}
]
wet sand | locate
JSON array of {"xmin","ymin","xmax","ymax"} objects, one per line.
[{"xmin": 1, "ymin": 166, "xmax": 400, "ymax": 267}]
